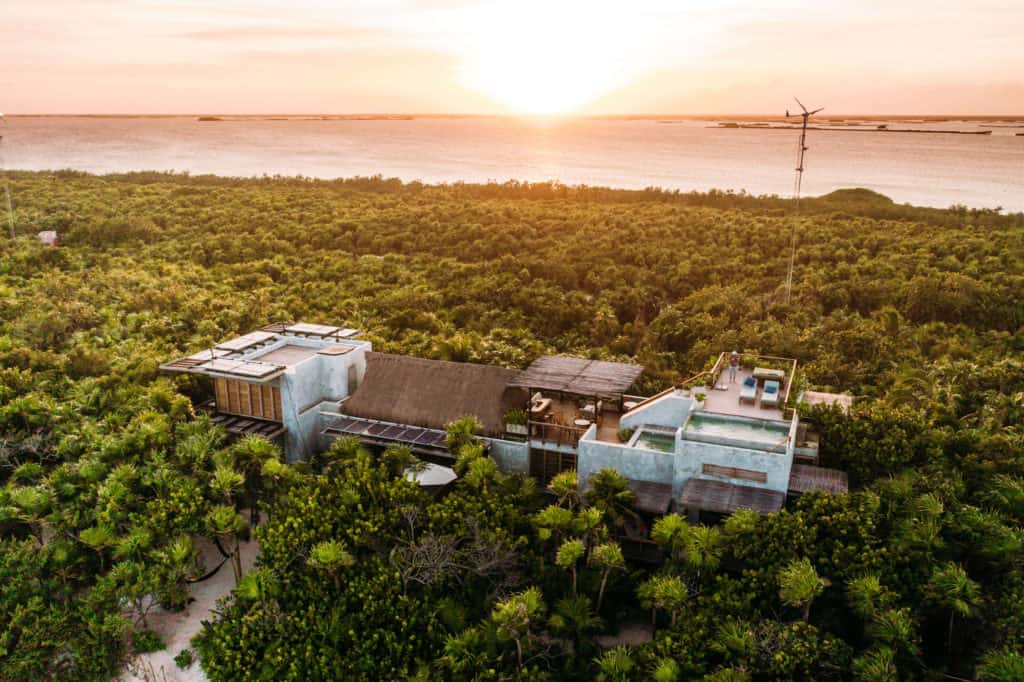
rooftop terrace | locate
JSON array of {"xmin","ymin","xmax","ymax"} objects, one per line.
[{"xmin": 160, "ymin": 322, "xmax": 365, "ymax": 383}]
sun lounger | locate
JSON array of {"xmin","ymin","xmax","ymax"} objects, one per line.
[
  {"xmin": 739, "ymin": 376, "xmax": 758, "ymax": 403},
  {"xmin": 761, "ymin": 380, "xmax": 781, "ymax": 407}
]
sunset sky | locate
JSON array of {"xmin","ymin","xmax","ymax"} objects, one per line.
[{"xmin": 4, "ymin": 0, "xmax": 1023, "ymax": 115}]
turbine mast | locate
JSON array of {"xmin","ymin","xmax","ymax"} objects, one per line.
[{"xmin": 784, "ymin": 97, "xmax": 823, "ymax": 302}]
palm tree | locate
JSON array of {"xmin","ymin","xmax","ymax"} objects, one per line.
[
  {"xmin": 778, "ymin": 557, "xmax": 829, "ymax": 622},
  {"xmin": 977, "ymin": 647, "xmax": 1024, "ymax": 682},
  {"xmin": 6, "ymin": 484, "xmax": 55, "ymax": 545},
  {"xmin": 589, "ymin": 541, "xmax": 624, "ymax": 611},
  {"xmin": 556, "ymin": 538, "xmax": 585, "ymax": 596},
  {"xmin": 584, "ymin": 468, "xmax": 639, "ymax": 533},
  {"xmin": 650, "ymin": 658, "xmax": 681, "ymax": 682},
  {"xmin": 230, "ymin": 435, "xmax": 282, "ymax": 525},
  {"xmin": 233, "ymin": 567, "xmax": 280, "ymax": 609},
  {"xmin": 548, "ymin": 595, "xmax": 602, "ymax": 658},
  {"xmin": 846, "ymin": 574, "xmax": 889, "ymax": 621},
  {"xmin": 851, "ymin": 646, "xmax": 897, "ymax": 682},
  {"xmin": 463, "ymin": 455, "xmax": 498, "ymax": 493},
  {"xmin": 637, "ymin": 574, "xmax": 689, "ymax": 629},
  {"xmin": 492, "ymin": 586, "xmax": 546, "ymax": 671},
  {"xmin": 79, "ymin": 524, "xmax": 117, "ymax": 571},
  {"xmin": 159, "ymin": 536, "xmax": 201, "ymax": 610},
  {"xmin": 206, "ymin": 505, "xmax": 247, "ymax": 584},
  {"xmin": 308, "ymin": 539, "xmax": 355, "ymax": 590},
  {"xmin": 549, "ymin": 469, "xmax": 581, "ymax": 509},
  {"xmin": 445, "ymin": 415, "xmax": 483, "ymax": 454},
  {"xmin": 925, "ymin": 562, "xmax": 980, "ymax": 650},
  {"xmin": 211, "ymin": 464, "xmax": 245, "ymax": 505},
  {"xmin": 595, "ymin": 645, "xmax": 635, "ymax": 682},
  {"xmin": 533, "ymin": 504, "xmax": 574, "ymax": 544}
]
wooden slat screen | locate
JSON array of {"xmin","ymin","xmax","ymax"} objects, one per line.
[
  {"xmin": 702, "ymin": 463, "xmax": 768, "ymax": 484},
  {"xmin": 529, "ymin": 449, "xmax": 577, "ymax": 485},
  {"xmin": 214, "ymin": 378, "xmax": 283, "ymax": 422}
]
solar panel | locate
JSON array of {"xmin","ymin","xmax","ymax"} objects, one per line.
[
  {"xmin": 414, "ymin": 430, "xmax": 439, "ymax": 445},
  {"xmin": 216, "ymin": 331, "xmax": 277, "ymax": 352},
  {"xmin": 200, "ymin": 358, "xmax": 282, "ymax": 379},
  {"xmin": 286, "ymin": 323, "xmax": 339, "ymax": 336},
  {"xmin": 188, "ymin": 348, "xmax": 231, "ymax": 361},
  {"xmin": 380, "ymin": 425, "xmax": 404, "ymax": 439},
  {"xmin": 366, "ymin": 423, "xmax": 389, "ymax": 436},
  {"xmin": 326, "ymin": 416, "xmax": 449, "ymax": 451},
  {"xmin": 337, "ymin": 328, "xmax": 360, "ymax": 338}
]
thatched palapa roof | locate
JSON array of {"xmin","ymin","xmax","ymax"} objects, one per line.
[
  {"xmin": 342, "ymin": 352, "xmax": 525, "ymax": 438},
  {"xmin": 509, "ymin": 355, "xmax": 643, "ymax": 398}
]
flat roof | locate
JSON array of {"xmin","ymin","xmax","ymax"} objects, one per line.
[
  {"xmin": 252, "ymin": 343, "xmax": 319, "ymax": 366},
  {"xmin": 509, "ymin": 356, "xmax": 643, "ymax": 398}
]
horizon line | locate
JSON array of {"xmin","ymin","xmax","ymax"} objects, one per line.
[{"xmin": 5, "ymin": 113, "xmax": 1023, "ymax": 120}]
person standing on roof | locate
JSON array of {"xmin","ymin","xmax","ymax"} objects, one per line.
[{"xmin": 728, "ymin": 351, "xmax": 740, "ymax": 383}]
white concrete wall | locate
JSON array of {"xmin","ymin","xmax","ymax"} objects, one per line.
[
  {"xmin": 620, "ymin": 390, "xmax": 693, "ymax": 430},
  {"xmin": 278, "ymin": 343, "xmax": 370, "ymax": 462}
]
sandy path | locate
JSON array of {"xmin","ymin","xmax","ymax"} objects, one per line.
[{"xmin": 117, "ymin": 533, "xmax": 261, "ymax": 682}]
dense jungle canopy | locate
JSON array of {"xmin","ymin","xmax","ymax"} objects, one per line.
[{"xmin": 1, "ymin": 171, "xmax": 1023, "ymax": 680}]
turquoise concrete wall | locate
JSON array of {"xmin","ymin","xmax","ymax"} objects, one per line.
[
  {"xmin": 490, "ymin": 438, "xmax": 530, "ymax": 474},
  {"xmin": 620, "ymin": 391, "xmax": 692, "ymax": 430}
]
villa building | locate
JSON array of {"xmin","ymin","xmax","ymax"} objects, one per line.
[{"xmin": 162, "ymin": 323, "xmax": 848, "ymax": 519}]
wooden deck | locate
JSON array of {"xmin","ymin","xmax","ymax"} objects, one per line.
[
  {"xmin": 703, "ymin": 367, "xmax": 786, "ymax": 420},
  {"xmin": 529, "ymin": 397, "xmax": 623, "ymax": 446}
]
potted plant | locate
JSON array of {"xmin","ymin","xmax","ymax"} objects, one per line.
[
  {"xmin": 504, "ymin": 409, "xmax": 529, "ymax": 436},
  {"xmin": 692, "ymin": 392, "xmax": 707, "ymax": 411}
]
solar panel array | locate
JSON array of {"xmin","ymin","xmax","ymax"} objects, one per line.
[
  {"xmin": 201, "ymin": 358, "xmax": 283, "ymax": 379},
  {"xmin": 326, "ymin": 416, "xmax": 449, "ymax": 450},
  {"xmin": 216, "ymin": 331, "xmax": 277, "ymax": 352}
]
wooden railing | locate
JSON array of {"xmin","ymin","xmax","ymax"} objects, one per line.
[{"xmin": 529, "ymin": 421, "xmax": 586, "ymax": 448}]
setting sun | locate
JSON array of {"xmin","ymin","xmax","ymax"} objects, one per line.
[{"xmin": 458, "ymin": 2, "xmax": 649, "ymax": 114}]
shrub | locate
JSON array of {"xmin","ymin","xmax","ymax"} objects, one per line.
[
  {"xmin": 132, "ymin": 628, "xmax": 165, "ymax": 654},
  {"xmin": 174, "ymin": 648, "xmax": 194, "ymax": 669},
  {"xmin": 617, "ymin": 427, "xmax": 635, "ymax": 443}
]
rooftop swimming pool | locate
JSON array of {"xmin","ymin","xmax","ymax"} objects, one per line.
[
  {"xmin": 630, "ymin": 427, "xmax": 676, "ymax": 453},
  {"xmin": 683, "ymin": 412, "xmax": 790, "ymax": 451}
]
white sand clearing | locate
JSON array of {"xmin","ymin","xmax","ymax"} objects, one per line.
[{"xmin": 117, "ymin": 532, "xmax": 261, "ymax": 682}]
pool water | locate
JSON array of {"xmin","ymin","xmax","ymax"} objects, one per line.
[
  {"xmin": 632, "ymin": 429, "xmax": 676, "ymax": 453},
  {"xmin": 683, "ymin": 413, "xmax": 790, "ymax": 449}
]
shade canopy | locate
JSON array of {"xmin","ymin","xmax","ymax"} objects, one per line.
[
  {"xmin": 788, "ymin": 464, "xmax": 849, "ymax": 495},
  {"xmin": 509, "ymin": 356, "xmax": 643, "ymax": 398},
  {"xmin": 680, "ymin": 478, "xmax": 785, "ymax": 515}
]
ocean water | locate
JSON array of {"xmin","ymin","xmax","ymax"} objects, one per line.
[{"xmin": 3, "ymin": 116, "xmax": 1023, "ymax": 211}]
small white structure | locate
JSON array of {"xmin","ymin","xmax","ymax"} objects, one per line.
[
  {"xmin": 37, "ymin": 230, "xmax": 59, "ymax": 246},
  {"xmin": 161, "ymin": 323, "xmax": 370, "ymax": 461}
]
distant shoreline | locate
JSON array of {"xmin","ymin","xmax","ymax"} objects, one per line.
[{"xmin": 6, "ymin": 113, "xmax": 1024, "ymax": 123}]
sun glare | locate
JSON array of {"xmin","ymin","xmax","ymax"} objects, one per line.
[{"xmin": 459, "ymin": 2, "xmax": 647, "ymax": 115}]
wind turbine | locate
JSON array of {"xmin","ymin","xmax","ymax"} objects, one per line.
[{"xmin": 783, "ymin": 97, "xmax": 823, "ymax": 303}]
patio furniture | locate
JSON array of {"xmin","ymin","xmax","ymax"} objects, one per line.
[
  {"xmin": 753, "ymin": 367, "xmax": 785, "ymax": 382},
  {"xmin": 574, "ymin": 418, "xmax": 592, "ymax": 428},
  {"xmin": 623, "ymin": 400, "xmax": 639, "ymax": 411},
  {"xmin": 761, "ymin": 380, "xmax": 781, "ymax": 407},
  {"xmin": 581, "ymin": 402, "xmax": 601, "ymax": 419},
  {"xmin": 739, "ymin": 376, "xmax": 758, "ymax": 404},
  {"xmin": 530, "ymin": 397, "xmax": 552, "ymax": 415}
]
